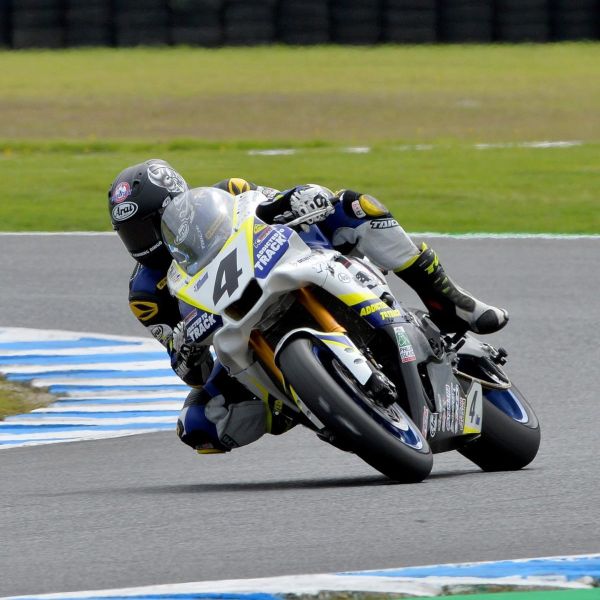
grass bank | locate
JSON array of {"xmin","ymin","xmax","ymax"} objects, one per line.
[{"xmin": 1, "ymin": 44, "xmax": 599, "ymax": 143}]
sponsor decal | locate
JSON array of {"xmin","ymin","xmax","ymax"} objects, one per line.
[
  {"xmin": 351, "ymin": 199, "xmax": 366, "ymax": 218},
  {"xmin": 186, "ymin": 311, "xmax": 218, "ymax": 343},
  {"xmin": 422, "ymin": 406, "xmax": 430, "ymax": 438},
  {"xmin": 168, "ymin": 261, "xmax": 182, "ymax": 284},
  {"xmin": 175, "ymin": 222, "xmax": 190, "ymax": 245},
  {"xmin": 205, "ymin": 213, "xmax": 227, "ymax": 240},
  {"xmin": 147, "ymin": 161, "xmax": 188, "ymax": 194},
  {"xmin": 355, "ymin": 270, "xmax": 378, "ymax": 289},
  {"xmin": 256, "ymin": 185, "xmax": 279, "ymax": 200},
  {"xmin": 253, "ymin": 225, "xmax": 273, "ymax": 247},
  {"xmin": 394, "ymin": 326, "xmax": 416, "ymax": 362},
  {"xmin": 445, "ymin": 384, "xmax": 452, "ymax": 432},
  {"xmin": 111, "ymin": 181, "xmax": 131, "ymax": 204},
  {"xmin": 254, "ymin": 227, "xmax": 290, "ymax": 275},
  {"xmin": 458, "ymin": 395, "xmax": 466, "ymax": 433},
  {"xmin": 149, "ymin": 324, "xmax": 173, "ymax": 346},
  {"xmin": 131, "ymin": 240, "xmax": 162, "ymax": 259},
  {"xmin": 394, "ymin": 326, "xmax": 411, "ymax": 347},
  {"xmin": 429, "ymin": 413, "xmax": 438, "ymax": 438},
  {"xmin": 399, "ymin": 345, "xmax": 416, "ymax": 363},
  {"xmin": 193, "ymin": 272, "xmax": 209, "ymax": 292},
  {"xmin": 429, "ymin": 382, "xmax": 464, "ymax": 434},
  {"xmin": 254, "ymin": 223, "xmax": 268, "ymax": 234},
  {"xmin": 370, "ymin": 218, "xmax": 399, "ymax": 229},
  {"xmin": 112, "ymin": 201, "xmax": 138, "ymax": 222},
  {"xmin": 312, "ymin": 261, "xmax": 335, "ymax": 275},
  {"xmin": 360, "ymin": 302, "xmax": 402, "ymax": 321},
  {"xmin": 360, "ymin": 301, "xmax": 388, "ymax": 317},
  {"xmin": 220, "ymin": 433, "xmax": 240, "ymax": 449},
  {"xmin": 183, "ymin": 308, "xmax": 198, "ymax": 324},
  {"xmin": 337, "ymin": 271, "xmax": 351, "ymax": 283}
]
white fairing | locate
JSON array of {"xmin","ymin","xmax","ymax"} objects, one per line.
[{"xmin": 166, "ymin": 193, "xmax": 396, "ymax": 417}]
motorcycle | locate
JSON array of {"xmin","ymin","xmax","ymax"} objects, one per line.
[{"xmin": 161, "ymin": 187, "xmax": 541, "ymax": 483}]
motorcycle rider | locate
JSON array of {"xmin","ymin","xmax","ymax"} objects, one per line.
[{"xmin": 109, "ymin": 158, "xmax": 508, "ymax": 454}]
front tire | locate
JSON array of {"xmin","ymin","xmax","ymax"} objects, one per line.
[
  {"xmin": 458, "ymin": 385, "xmax": 541, "ymax": 471},
  {"xmin": 279, "ymin": 337, "xmax": 433, "ymax": 483}
]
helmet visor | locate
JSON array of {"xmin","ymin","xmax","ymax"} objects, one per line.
[{"xmin": 161, "ymin": 187, "xmax": 234, "ymax": 276}]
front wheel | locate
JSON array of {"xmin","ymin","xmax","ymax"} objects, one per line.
[
  {"xmin": 278, "ymin": 337, "xmax": 433, "ymax": 483},
  {"xmin": 458, "ymin": 385, "xmax": 541, "ymax": 471}
]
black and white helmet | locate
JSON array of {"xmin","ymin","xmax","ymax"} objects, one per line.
[{"xmin": 108, "ymin": 159, "xmax": 188, "ymax": 269}]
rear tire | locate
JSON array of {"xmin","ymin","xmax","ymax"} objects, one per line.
[
  {"xmin": 458, "ymin": 385, "xmax": 541, "ymax": 471},
  {"xmin": 279, "ymin": 337, "xmax": 433, "ymax": 483}
]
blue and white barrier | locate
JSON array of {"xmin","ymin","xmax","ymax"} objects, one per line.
[
  {"xmin": 1, "ymin": 554, "xmax": 599, "ymax": 599},
  {"xmin": 0, "ymin": 327, "xmax": 186, "ymax": 449}
]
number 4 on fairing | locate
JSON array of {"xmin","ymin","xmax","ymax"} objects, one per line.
[{"xmin": 213, "ymin": 249, "xmax": 243, "ymax": 304}]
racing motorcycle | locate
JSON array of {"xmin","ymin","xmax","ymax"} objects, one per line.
[{"xmin": 162, "ymin": 187, "xmax": 541, "ymax": 483}]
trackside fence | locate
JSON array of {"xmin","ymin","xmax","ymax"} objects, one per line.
[{"xmin": 0, "ymin": 0, "xmax": 598, "ymax": 49}]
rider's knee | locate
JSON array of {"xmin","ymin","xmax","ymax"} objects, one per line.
[{"xmin": 176, "ymin": 388, "xmax": 267, "ymax": 454}]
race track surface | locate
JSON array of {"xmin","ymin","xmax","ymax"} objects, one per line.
[{"xmin": 0, "ymin": 234, "xmax": 598, "ymax": 597}]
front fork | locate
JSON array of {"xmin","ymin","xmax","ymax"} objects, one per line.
[{"xmin": 249, "ymin": 287, "xmax": 348, "ymax": 386}]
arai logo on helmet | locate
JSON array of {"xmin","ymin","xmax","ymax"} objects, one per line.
[
  {"xmin": 112, "ymin": 201, "xmax": 138, "ymax": 222},
  {"xmin": 111, "ymin": 181, "xmax": 131, "ymax": 204}
]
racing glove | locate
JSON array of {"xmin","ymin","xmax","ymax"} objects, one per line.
[
  {"xmin": 170, "ymin": 321, "xmax": 214, "ymax": 387},
  {"xmin": 289, "ymin": 184, "xmax": 336, "ymax": 225}
]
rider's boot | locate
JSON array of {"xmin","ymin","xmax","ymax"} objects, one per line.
[{"xmin": 395, "ymin": 243, "xmax": 508, "ymax": 335}]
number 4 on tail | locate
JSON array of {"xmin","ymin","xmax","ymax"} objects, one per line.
[{"xmin": 464, "ymin": 382, "xmax": 483, "ymax": 434}]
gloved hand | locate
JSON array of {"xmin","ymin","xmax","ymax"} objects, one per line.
[
  {"xmin": 289, "ymin": 184, "xmax": 336, "ymax": 225},
  {"xmin": 171, "ymin": 321, "xmax": 214, "ymax": 386}
]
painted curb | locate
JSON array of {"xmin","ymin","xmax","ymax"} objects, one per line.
[{"xmin": 0, "ymin": 327, "xmax": 185, "ymax": 448}]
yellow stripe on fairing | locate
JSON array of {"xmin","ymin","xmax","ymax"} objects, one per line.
[
  {"xmin": 322, "ymin": 339, "xmax": 353, "ymax": 350},
  {"xmin": 338, "ymin": 291, "xmax": 380, "ymax": 306}
]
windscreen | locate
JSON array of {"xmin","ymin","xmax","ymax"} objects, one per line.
[{"xmin": 161, "ymin": 187, "xmax": 234, "ymax": 276}]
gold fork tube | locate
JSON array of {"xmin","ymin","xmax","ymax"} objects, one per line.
[{"xmin": 296, "ymin": 288, "xmax": 346, "ymax": 333}]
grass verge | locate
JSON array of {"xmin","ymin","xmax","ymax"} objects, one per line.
[
  {"xmin": 0, "ymin": 378, "xmax": 54, "ymax": 420},
  {"xmin": 0, "ymin": 140, "xmax": 598, "ymax": 233}
]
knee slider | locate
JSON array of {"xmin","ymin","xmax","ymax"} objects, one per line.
[
  {"xmin": 177, "ymin": 402, "xmax": 228, "ymax": 453},
  {"xmin": 205, "ymin": 396, "xmax": 267, "ymax": 449}
]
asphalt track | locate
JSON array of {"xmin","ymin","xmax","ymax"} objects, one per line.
[{"xmin": 0, "ymin": 234, "xmax": 599, "ymax": 597}]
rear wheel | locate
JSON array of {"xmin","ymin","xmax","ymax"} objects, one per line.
[
  {"xmin": 458, "ymin": 385, "xmax": 541, "ymax": 471},
  {"xmin": 279, "ymin": 337, "xmax": 433, "ymax": 483}
]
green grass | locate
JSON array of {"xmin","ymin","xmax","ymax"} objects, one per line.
[
  {"xmin": 0, "ymin": 378, "xmax": 54, "ymax": 420},
  {"xmin": 0, "ymin": 140, "xmax": 598, "ymax": 233},
  {"xmin": 0, "ymin": 44, "xmax": 598, "ymax": 233}
]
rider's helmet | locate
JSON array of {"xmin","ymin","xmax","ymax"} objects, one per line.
[{"xmin": 108, "ymin": 159, "xmax": 188, "ymax": 270}]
